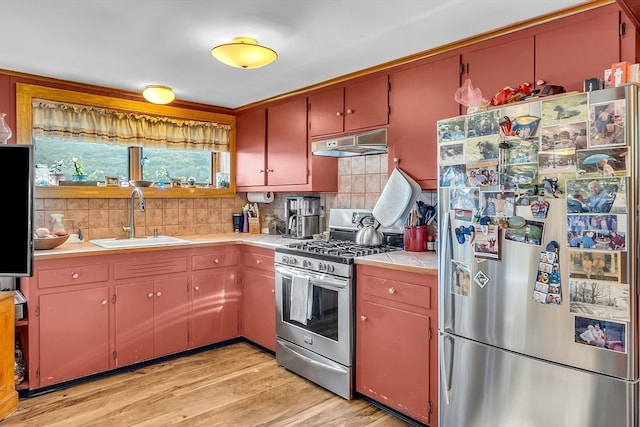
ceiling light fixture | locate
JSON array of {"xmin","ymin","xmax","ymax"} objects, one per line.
[
  {"xmin": 211, "ymin": 37, "xmax": 277, "ymax": 69},
  {"xmin": 142, "ymin": 85, "xmax": 175, "ymax": 104}
]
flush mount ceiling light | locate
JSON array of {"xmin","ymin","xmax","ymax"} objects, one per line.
[
  {"xmin": 142, "ymin": 85, "xmax": 175, "ymax": 104},
  {"xmin": 211, "ymin": 37, "xmax": 277, "ymax": 69}
]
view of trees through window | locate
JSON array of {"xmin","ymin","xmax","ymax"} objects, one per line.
[{"xmin": 35, "ymin": 139, "xmax": 214, "ymax": 185}]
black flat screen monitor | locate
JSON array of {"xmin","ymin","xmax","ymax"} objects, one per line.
[{"xmin": 1, "ymin": 144, "xmax": 33, "ymax": 276}]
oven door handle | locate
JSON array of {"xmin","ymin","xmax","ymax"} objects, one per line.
[{"xmin": 275, "ymin": 265, "xmax": 348, "ymax": 290}]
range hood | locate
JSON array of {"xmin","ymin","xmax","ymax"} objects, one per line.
[{"xmin": 311, "ymin": 128, "xmax": 387, "ymax": 157}]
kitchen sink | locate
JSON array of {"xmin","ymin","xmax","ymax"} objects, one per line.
[{"xmin": 89, "ymin": 236, "xmax": 191, "ymax": 249}]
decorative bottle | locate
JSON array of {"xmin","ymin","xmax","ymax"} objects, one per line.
[
  {"xmin": 0, "ymin": 113, "xmax": 12, "ymax": 144},
  {"xmin": 15, "ymin": 335, "xmax": 25, "ymax": 385}
]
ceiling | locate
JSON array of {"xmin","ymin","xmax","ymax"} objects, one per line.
[{"xmin": 0, "ymin": 0, "xmax": 601, "ymax": 109}]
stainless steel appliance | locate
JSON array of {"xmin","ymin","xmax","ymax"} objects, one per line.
[
  {"xmin": 311, "ymin": 128, "xmax": 387, "ymax": 157},
  {"xmin": 275, "ymin": 208, "xmax": 402, "ymax": 399},
  {"xmin": 284, "ymin": 196, "xmax": 321, "ymax": 239},
  {"xmin": 438, "ymin": 86, "xmax": 639, "ymax": 426}
]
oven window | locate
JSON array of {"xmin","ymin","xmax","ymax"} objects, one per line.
[{"xmin": 281, "ymin": 278, "xmax": 340, "ymax": 341}]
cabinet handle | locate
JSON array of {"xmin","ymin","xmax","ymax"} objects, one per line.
[
  {"xmin": 336, "ymin": 111, "xmax": 343, "ymax": 117},
  {"xmin": 214, "ymin": 258, "xmax": 219, "ymax": 264},
  {"xmin": 271, "ymin": 289, "xmax": 275, "ymax": 293},
  {"xmin": 147, "ymin": 292, "xmax": 153, "ymax": 298},
  {"xmin": 388, "ymin": 287, "xmax": 396, "ymax": 294},
  {"xmin": 194, "ymin": 286, "xmax": 200, "ymax": 291},
  {"xmin": 361, "ymin": 315, "xmax": 367, "ymax": 321},
  {"xmin": 101, "ymin": 299, "xmax": 107, "ymax": 305},
  {"xmin": 72, "ymin": 273, "xmax": 79, "ymax": 279},
  {"xmin": 156, "ymin": 291, "xmax": 162, "ymax": 297},
  {"xmin": 536, "ymin": 79, "xmax": 545, "ymax": 86},
  {"xmin": 256, "ymin": 259, "xmax": 261, "ymax": 264},
  {"xmin": 266, "ymin": 168, "xmax": 274, "ymax": 173},
  {"xmin": 346, "ymin": 108, "xmax": 354, "ymax": 114},
  {"xmin": 259, "ymin": 169, "xmax": 265, "ymax": 173}
]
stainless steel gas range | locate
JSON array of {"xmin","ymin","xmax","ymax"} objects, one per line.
[{"xmin": 274, "ymin": 209, "xmax": 403, "ymax": 399}]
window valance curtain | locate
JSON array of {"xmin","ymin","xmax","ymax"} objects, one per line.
[{"xmin": 31, "ymin": 99, "xmax": 231, "ymax": 152}]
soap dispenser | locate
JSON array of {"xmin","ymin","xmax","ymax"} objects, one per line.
[{"xmin": 50, "ymin": 213, "xmax": 65, "ymax": 234}]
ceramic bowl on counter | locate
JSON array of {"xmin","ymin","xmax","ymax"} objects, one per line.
[{"xmin": 34, "ymin": 234, "xmax": 69, "ymax": 250}]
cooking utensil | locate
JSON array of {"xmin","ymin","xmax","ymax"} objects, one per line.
[{"xmin": 355, "ymin": 215, "xmax": 385, "ymax": 247}]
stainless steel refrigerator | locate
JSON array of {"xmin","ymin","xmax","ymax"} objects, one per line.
[{"xmin": 437, "ymin": 85, "xmax": 639, "ymax": 427}]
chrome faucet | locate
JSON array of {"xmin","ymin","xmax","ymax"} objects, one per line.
[{"xmin": 123, "ymin": 187, "xmax": 145, "ymax": 238}]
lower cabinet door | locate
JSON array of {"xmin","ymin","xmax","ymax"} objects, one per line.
[
  {"xmin": 39, "ymin": 287, "xmax": 110, "ymax": 387},
  {"xmin": 115, "ymin": 281, "xmax": 155, "ymax": 366},
  {"xmin": 191, "ymin": 268, "xmax": 239, "ymax": 348},
  {"xmin": 153, "ymin": 276, "xmax": 189, "ymax": 357},
  {"xmin": 356, "ymin": 300, "xmax": 432, "ymax": 425},
  {"xmin": 242, "ymin": 269, "xmax": 276, "ymax": 351}
]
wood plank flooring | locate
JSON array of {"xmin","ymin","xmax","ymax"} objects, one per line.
[{"xmin": 2, "ymin": 342, "xmax": 413, "ymax": 427}]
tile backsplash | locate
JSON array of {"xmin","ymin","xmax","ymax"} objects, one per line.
[{"xmin": 35, "ymin": 153, "xmax": 436, "ymax": 239}]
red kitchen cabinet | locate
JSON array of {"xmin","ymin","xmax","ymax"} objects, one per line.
[
  {"xmin": 114, "ymin": 276, "xmax": 189, "ymax": 366},
  {"xmin": 191, "ymin": 247, "xmax": 240, "ymax": 347},
  {"xmin": 236, "ymin": 107, "xmax": 267, "ymax": 187},
  {"xmin": 237, "ymin": 95, "xmax": 337, "ymax": 193},
  {"xmin": 535, "ymin": 7, "xmax": 623, "ymax": 93},
  {"xmin": 388, "ymin": 54, "xmax": 461, "ymax": 190},
  {"xmin": 241, "ymin": 247, "xmax": 275, "ymax": 352},
  {"xmin": 308, "ymin": 73, "xmax": 389, "ymax": 138},
  {"xmin": 236, "ymin": 96, "xmax": 308, "ymax": 188},
  {"xmin": 113, "ymin": 254, "xmax": 189, "ymax": 367},
  {"xmin": 38, "ymin": 287, "xmax": 110, "ymax": 387},
  {"xmin": 266, "ymin": 95, "xmax": 309, "ymax": 186},
  {"xmin": 460, "ymin": 36, "xmax": 535, "ymax": 107},
  {"xmin": 356, "ymin": 265, "xmax": 438, "ymax": 426}
]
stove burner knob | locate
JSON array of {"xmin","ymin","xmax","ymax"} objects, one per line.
[
  {"xmin": 327, "ymin": 264, "xmax": 335, "ymax": 273},
  {"xmin": 282, "ymin": 256, "xmax": 290, "ymax": 264},
  {"xmin": 289, "ymin": 257, "xmax": 298, "ymax": 265},
  {"xmin": 302, "ymin": 260, "xmax": 311, "ymax": 268},
  {"xmin": 318, "ymin": 262, "xmax": 326, "ymax": 272}
]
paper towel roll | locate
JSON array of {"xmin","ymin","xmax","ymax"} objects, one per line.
[{"xmin": 247, "ymin": 192, "xmax": 274, "ymax": 203}]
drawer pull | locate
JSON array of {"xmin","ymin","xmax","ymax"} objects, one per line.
[
  {"xmin": 194, "ymin": 286, "xmax": 200, "ymax": 291},
  {"xmin": 156, "ymin": 291, "xmax": 162, "ymax": 297},
  {"xmin": 361, "ymin": 315, "xmax": 367, "ymax": 321},
  {"xmin": 147, "ymin": 292, "xmax": 153, "ymax": 298},
  {"xmin": 388, "ymin": 287, "xmax": 396, "ymax": 294},
  {"xmin": 256, "ymin": 259, "xmax": 261, "ymax": 264},
  {"xmin": 271, "ymin": 289, "xmax": 275, "ymax": 293},
  {"xmin": 72, "ymin": 273, "xmax": 79, "ymax": 279},
  {"xmin": 101, "ymin": 299, "xmax": 107, "ymax": 305},
  {"xmin": 214, "ymin": 258, "xmax": 220, "ymax": 264}
]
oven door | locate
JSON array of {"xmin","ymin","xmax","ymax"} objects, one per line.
[{"xmin": 275, "ymin": 263, "xmax": 352, "ymax": 366}]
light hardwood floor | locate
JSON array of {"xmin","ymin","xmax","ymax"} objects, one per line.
[{"xmin": 3, "ymin": 342, "xmax": 414, "ymax": 427}]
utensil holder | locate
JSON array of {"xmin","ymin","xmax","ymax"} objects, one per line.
[{"xmin": 404, "ymin": 226, "xmax": 427, "ymax": 252}]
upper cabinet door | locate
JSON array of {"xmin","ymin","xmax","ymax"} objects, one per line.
[
  {"xmin": 344, "ymin": 74, "xmax": 390, "ymax": 132},
  {"xmin": 388, "ymin": 54, "xmax": 461, "ymax": 190},
  {"xmin": 308, "ymin": 87, "xmax": 345, "ymax": 137},
  {"xmin": 535, "ymin": 9, "xmax": 621, "ymax": 93},
  {"xmin": 236, "ymin": 108, "xmax": 267, "ymax": 187},
  {"xmin": 308, "ymin": 74, "xmax": 389, "ymax": 138},
  {"xmin": 461, "ymin": 36, "xmax": 535, "ymax": 105},
  {"xmin": 266, "ymin": 95, "xmax": 309, "ymax": 186}
]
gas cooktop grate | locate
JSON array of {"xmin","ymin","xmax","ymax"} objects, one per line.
[{"xmin": 283, "ymin": 239, "xmax": 401, "ymax": 258}]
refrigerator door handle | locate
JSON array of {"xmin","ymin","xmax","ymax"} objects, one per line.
[
  {"xmin": 439, "ymin": 210, "xmax": 456, "ymax": 331},
  {"xmin": 440, "ymin": 334, "xmax": 455, "ymax": 405}
]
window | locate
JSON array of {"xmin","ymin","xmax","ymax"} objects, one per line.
[{"xmin": 17, "ymin": 83, "xmax": 236, "ymax": 198}]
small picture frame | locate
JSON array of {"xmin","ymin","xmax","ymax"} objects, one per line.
[
  {"xmin": 105, "ymin": 176, "xmax": 119, "ymax": 186},
  {"xmin": 171, "ymin": 178, "xmax": 182, "ymax": 188}
]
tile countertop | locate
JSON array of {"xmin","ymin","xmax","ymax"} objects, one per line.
[
  {"xmin": 355, "ymin": 250, "xmax": 438, "ymax": 275},
  {"xmin": 33, "ymin": 233, "xmax": 439, "ymax": 274}
]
